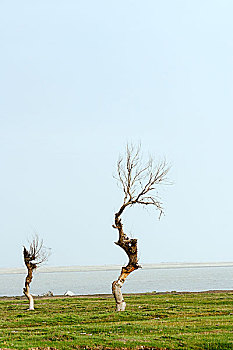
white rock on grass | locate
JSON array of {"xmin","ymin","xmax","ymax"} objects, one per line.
[{"xmin": 64, "ymin": 290, "xmax": 75, "ymax": 296}]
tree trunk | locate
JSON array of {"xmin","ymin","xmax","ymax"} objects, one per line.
[
  {"xmin": 112, "ymin": 278, "xmax": 126, "ymax": 311},
  {"xmin": 112, "ymin": 211, "xmax": 140, "ymax": 311},
  {"xmin": 23, "ymin": 263, "xmax": 35, "ymax": 310},
  {"xmin": 23, "ymin": 284, "xmax": 34, "ymax": 310}
]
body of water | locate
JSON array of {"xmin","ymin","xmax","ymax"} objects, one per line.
[{"xmin": 0, "ymin": 265, "xmax": 233, "ymax": 296}]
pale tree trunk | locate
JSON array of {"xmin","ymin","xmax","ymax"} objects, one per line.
[
  {"xmin": 23, "ymin": 284, "xmax": 34, "ymax": 310},
  {"xmin": 23, "ymin": 261, "xmax": 35, "ymax": 311},
  {"xmin": 112, "ymin": 271, "xmax": 131, "ymax": 311},
  {"xmin": 112, "ymin": 209, "xmax": 140, "ymax": 311}
]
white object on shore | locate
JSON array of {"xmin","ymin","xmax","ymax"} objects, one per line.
[
  {"xmin": 64, "ymin": 290, "xmax": 75, "ymax": 296},
  {"xmin": 41, "ymin": 291, "xmax": 54, "ymax": 297}
]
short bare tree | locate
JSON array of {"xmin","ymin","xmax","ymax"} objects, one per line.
[
  {"xmin": 112, "ymin": 144, "xmax": 170, "ymax": 311},
  {"xmin": 23, "ymin": 235, "xmax": 50, "ymax": 310}
]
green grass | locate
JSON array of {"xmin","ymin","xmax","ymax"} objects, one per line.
[{"xmin": 0, "ymin": 292, "xmax": 233, "ymax": 349}]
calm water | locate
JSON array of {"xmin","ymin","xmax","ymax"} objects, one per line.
[{"xmin": 0, "ymin": 266, "xmax": 233, "ymax": 297}]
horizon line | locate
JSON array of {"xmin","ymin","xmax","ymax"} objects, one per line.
[{"xmin": 1, "ymin": 261, "xmax": 233, "ymax": 275}]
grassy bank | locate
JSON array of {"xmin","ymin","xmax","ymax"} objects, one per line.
[{"xmin": 0, "ymin": 292, "xmax": 233, "ymax": 349}]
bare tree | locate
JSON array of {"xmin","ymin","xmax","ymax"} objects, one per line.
[
  {"xmin": 112, "ymin": 144, "xmax": 170, "ymax": 311},
  {"xmin": 23, "ymin": 235, "xmax": 50, "ymax": 310}
]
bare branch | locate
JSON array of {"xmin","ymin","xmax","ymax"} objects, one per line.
[
  {"xmin": 114, "ymin": 144, "xmax": 170, "ymax": 219},
  {"xmin": 23, "ymin": 235, "xmax": 50, "ymax": 271}
]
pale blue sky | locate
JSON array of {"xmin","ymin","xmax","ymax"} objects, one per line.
[{"xmin": 0, "ymin": 1, "xmax": 233, "ymax": 268}]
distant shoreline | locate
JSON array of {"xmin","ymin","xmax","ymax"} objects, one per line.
[{"xmin": 1, "ymin": 261, "xmax": 233, "ymax": 275}]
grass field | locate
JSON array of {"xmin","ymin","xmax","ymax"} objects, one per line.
[{"xmin": 0, "ymin": 292, "xmax": 233, "ymax": 349}]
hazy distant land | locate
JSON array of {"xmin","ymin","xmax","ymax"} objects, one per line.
[{"xmin": 1, "ymin": 262, "xmax": 233, "ymax": 275}]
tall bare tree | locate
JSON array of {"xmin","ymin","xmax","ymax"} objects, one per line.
[
  {"xmin": 23, "ymin": 235, "xmax": 50, "ymax": 310},
  {"xmin": 112, "ymin": 144, "xmax": 170, "ymax": 311}
]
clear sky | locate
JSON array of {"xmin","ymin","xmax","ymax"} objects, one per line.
[{"xmin": 0, "ymin": 0, "xmax": 233, "ymax": 268}]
